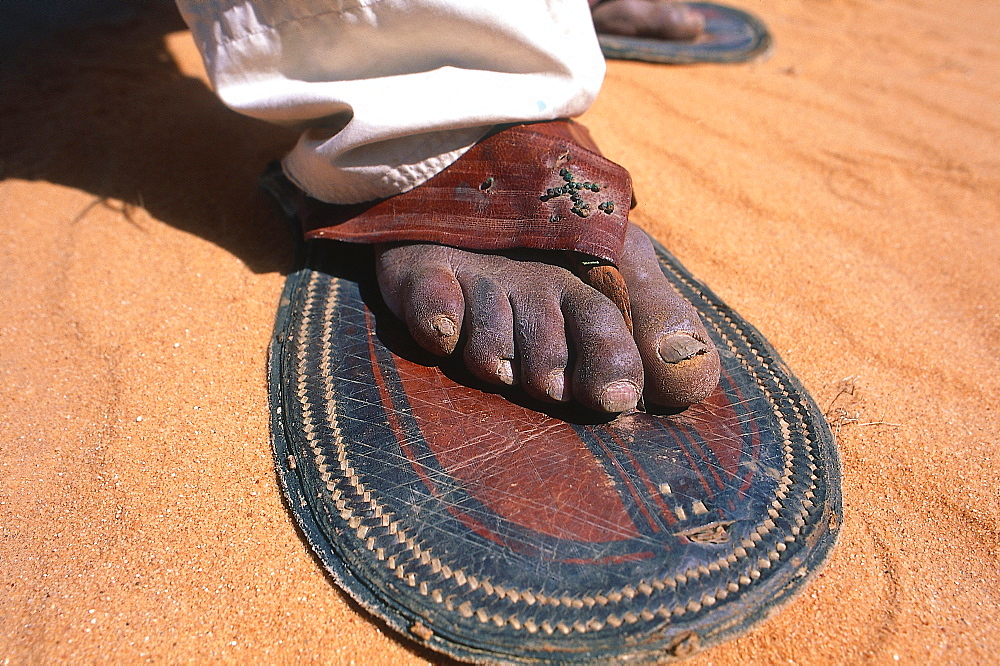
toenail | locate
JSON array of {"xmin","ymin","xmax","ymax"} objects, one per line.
[
  {"xmin": 496, "ymin": 360, "xmax": 514, "ymax": 386},
  {"xmin": 431, "ymin": 316, "xmax": 456, "ymax": 339},
  {"xmin": 546, "ymin": 371, "xmax": 567, "ymax": 402},
  {"xmin": 600, "ymin": 381, "xmax": 639, "ymax": 413},
  {"xmin": 658, "ymin": 333, "xmax": 709, "ymax": 364}
]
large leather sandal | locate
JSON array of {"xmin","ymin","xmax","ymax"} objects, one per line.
[{"xmin": 260, "ymin": 121, "xmax": 841, "ymax": 663}]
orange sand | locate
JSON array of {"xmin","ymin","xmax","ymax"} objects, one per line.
[{"xmin": 2, "ymin": 1, "xmax": 997, "ymax": 662}]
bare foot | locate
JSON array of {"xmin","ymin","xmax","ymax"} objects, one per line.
[
  {"xmin": 590, "ymin": 0, "xmax": 705, "ymax": 40},
  {"xmin": 375, "ymin": 224, "xmax": 720, "ymax": 413}
]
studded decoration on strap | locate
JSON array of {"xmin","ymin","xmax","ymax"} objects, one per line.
[{"xmin": 541, "ymin": 168, "xmax": 615, "ymax": 218}]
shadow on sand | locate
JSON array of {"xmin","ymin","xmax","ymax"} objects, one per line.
[{"xmin": 1, "ymin": 1, "xmax": 300, "ymax": 274}]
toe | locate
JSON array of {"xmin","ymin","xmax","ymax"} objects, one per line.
[
  {"xmin": 459, "ymin": 274, "xmax": 516, "ymax": 385},
  {"xmin": 562, "ymin": 284, "xmax": 644, "ymax": 413},
  {"xmin": 618, "ymin": 225, "xmax": 720, "ymax": 408},
  {"xmin": 592, "ymin": 0, "xmax": 705, "ymax": 40},
  {"xmin": 375, "ymin": 244, "xmax": 465, "ymax": 356},
  {"xmin": 510, "ymin": 289, "xmax": 571, "ymax": 402},
  {"xmin": 654, "ymin": 2, "xmax": 705, "ymax": 40}
]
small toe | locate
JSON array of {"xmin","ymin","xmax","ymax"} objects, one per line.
[
  {"xmin": 511, "ymin": 291, "xmax": 572, "ymax": 402},
  {"xmin": 459, "ymin": 275, "xmax": 516, "ymax": 385},
  {"xmin": 562, "ymin": 285, "xmax": 644, "ymax": 413},
  {"xmin": 376, "ymin": 245, "xmax": 465, "ymax": 356}
]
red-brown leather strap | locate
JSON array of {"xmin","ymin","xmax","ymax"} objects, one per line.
[{"xmin": 300, "ymin": 120, "xmax": 632, "ymax": 265}]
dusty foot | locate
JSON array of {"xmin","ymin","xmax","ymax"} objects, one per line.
[
  {"xmin": 376, "ymin": 224, "xmax": 720, "ymax": 413},
  {"xmin": 589, "ymin": 0, "xmax": 705, "ymax": 40}
]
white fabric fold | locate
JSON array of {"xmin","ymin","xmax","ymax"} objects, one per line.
[{"xmin": 176, "ymin": 0, "xmax": 606, "ymax": 203}]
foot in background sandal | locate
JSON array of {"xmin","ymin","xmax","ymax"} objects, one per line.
[
  {"xmin": 376, "ymin": 223, "xmax": 720, "ymax": 413},
  {"xmin": 590, "ymin": 0, "xmax": 705, "ymax": 40}
]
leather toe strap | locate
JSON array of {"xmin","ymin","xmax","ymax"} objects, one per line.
[{"xmin": 299, "ymin": 120, "xmax": 633, "ymax": 265}]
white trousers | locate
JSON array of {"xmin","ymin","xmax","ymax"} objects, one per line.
[{"xmin": 175, "ymin": 0, "xmax": 606, "ymax": 204}]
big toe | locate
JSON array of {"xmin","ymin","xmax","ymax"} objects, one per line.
[
  {"xmin": 648, "ymin": 330, "xmax": 719, "ymax": 407},
  {"xmin": 618, "ymin": 226, "xmax": 720, "ymax": 409}
]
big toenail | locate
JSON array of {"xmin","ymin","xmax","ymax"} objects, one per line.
[
  {"xmin": 431, "ymin": 316, "xmax": 456, "ymax": 338},
  {"xmin": 600, "ymin": 381, "xmax": 639, "ymax": 413},
  {"xmin": 658, "ymin": 333, "xmax": 708, "ymax": 364},
  {"xmin": 546, "ymin": 372, "xmax": 567, "ymax": 402},
  {"xmin": 497, "ymin": 360, "xmax": 514, "ymax": 386}
]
